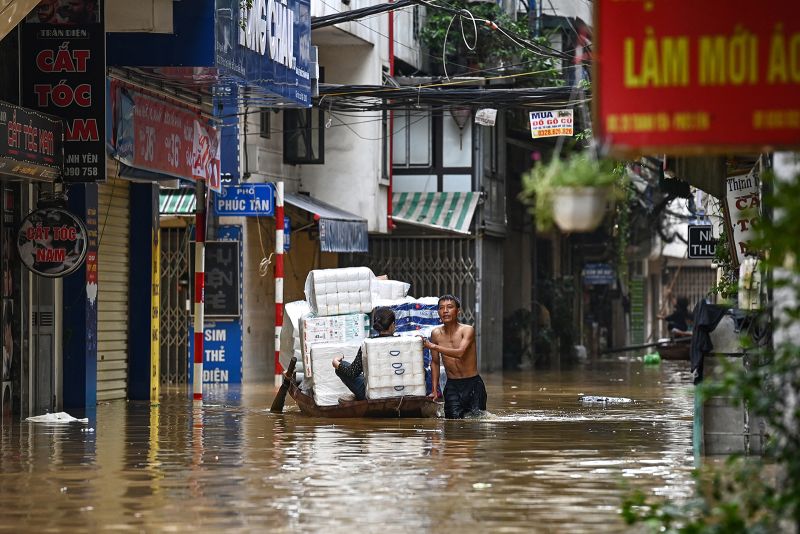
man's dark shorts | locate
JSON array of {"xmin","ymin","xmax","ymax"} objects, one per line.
[{"xmin": 443, "ymin": 375, "xmax": 487, "ymax": 419}]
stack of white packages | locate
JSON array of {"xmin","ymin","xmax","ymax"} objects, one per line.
[
  {"xmin": 362, "ymin": 336, "xmax": 426, "ymax": 399},
  {"xmin": 371, "ymin": 279, "xmax": 411, "ymax": 302},
  {"xmin": 309, "ymin": 341, "xmax": 362, "ymax": 406},
  {"xmin": 279, "ymin": 301, "xmax": 311, "ymax": 375},
  {"xmin": 300, "ymin": 313, "xmax": 369, "ymax": 385},
  {"xmin": 304, "ymin": 267, "xmax": 374, "ymax": 316}
]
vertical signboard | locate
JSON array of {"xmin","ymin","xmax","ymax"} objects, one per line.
[
  {"xmin": 20, "ymin": 0, "xmax": 106, "ymax": 182},
  {"xmin": 724, "ymin": 170, "xmax": 761, "ymax": 267},
  {"xmin": 187, "ymin": 225, "xmax": 243, "ymax": 384}
]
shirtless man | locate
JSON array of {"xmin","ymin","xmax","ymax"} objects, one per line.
[{"xmin": 422, "ymin": 294, "xmax": 487, "ymax": 419}]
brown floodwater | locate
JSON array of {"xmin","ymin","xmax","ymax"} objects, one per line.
[{"xmin": 0, "ymin": 358, "xmax": 695, "ymax": 533}]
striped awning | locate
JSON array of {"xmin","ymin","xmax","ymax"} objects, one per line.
[
  {"xmin": 392, "ymin": 192, "xmax": 479, "ymax": 234},
  {"xmin": 159, "ymin": 190, "xmax": 196, "ymax": 215}
]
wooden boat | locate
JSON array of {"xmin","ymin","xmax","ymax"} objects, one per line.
[
  {"xmin": 655, "ymin": 337, "xmax": 691, "ymax": 360},
  {"xmin": 271, "ymin": 357, "xmax": 441, "ymax": 418}
]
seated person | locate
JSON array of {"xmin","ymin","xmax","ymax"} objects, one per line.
[
  {"xmin": 331, "ymin": 306, "xmax": 396, "ymax": 401},
  {"xmin": 660, "ymin": 296, "xmax": 693, "ymax": 338}
]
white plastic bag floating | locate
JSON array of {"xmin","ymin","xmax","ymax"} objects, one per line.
[
  {"xmin": 304, "ymin": 267, "xmax": 375, "ymax": 316},
  {"xmin": 26, "ymin": 412, "xmax": 89, "ymax": 423}
]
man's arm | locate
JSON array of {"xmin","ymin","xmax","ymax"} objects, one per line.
[
  {"xmin": 422, "ymin": 326, "xmax": 475, "ymax": 359},
  {"xmin": 429, "ymin": 345, "xmax": 440, "ymax": 400}
]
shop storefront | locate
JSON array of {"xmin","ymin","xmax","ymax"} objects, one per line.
[{"xmin": 0, "ymin": 100, "xmax": 65, "ymax": 420}]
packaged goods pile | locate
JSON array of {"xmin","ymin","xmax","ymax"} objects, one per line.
[
  {"xmin": 309, "ymin": 341, "xmax": 362, "ymax": 406},
  {"xmin": 281, "ymin": 267, "xmax": 443, "ymax": 405},
  {"xmin": 304, "ymin": 267, "xmax": 374, "ymax": 316},
  {"xmin": 300, "ymin": 313, "xmax": 369, "ymax": 380},
  {"xmin": 371, "ymin": 279, "xmax": 411, "ymax": 302},
  {"xmin": 279, "ymin": 301, "xmax": 310, "ymax": 374},
  {"xmin": 362, "ymin": 336, "xmax": 426, "ymax": 399}
]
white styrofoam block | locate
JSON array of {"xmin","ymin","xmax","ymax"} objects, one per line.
[
  {"xmin": 309, "ymin": 341, "xmax": 362, "ymax": 406},
  {"xmin": 299, "ymin": 313, "xmax": 370, "ymax": 379},
  {"xmin": 363, "ymin": 336, "xmax": 426, "ymax": 399}
]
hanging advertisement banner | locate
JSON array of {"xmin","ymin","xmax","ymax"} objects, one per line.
[
  {"xmin": 595, "ymin": 0, "xmax": 800, "ymax": 156},
  {"xmin": 20, "ymin": 0, "xmax": 105, "ymax": 182},
  {"xmin": 16, "ymin": 207, "xmax": 88, "ymax": 278},
  {"xmin": 529, "ymin": 109, "xmax": 574, "ymax": 138},
  {"xmin": 0, "ymin": 101, "xmax": 63, "ymax": 181},
  {"xmin": 723, "ymin": 169, "xmax": 761, "ymax": 267},
  {"xmin": 112, "ymin": 86, "xmax": 221, "ymax": 191}
]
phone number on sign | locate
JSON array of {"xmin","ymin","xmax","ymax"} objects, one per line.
[{"xmin": 532, "ymin": 127, "xmax": 573, "ymax": 138}]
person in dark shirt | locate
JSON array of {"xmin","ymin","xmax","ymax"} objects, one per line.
[
  {"xmin": 661, "ymin": 296, "xmax": 693, "ymax": 338},
  {"xmin": 331, "ymin": 306, "xmax": 396, "ymax": 401}
]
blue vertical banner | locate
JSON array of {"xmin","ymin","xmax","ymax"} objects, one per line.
[
  {"xmin": 187, "ymin": 225, "xmax": 243, "ymax": 384},
  {"xmin": 216, "ymin": 84, "xmax": 240, "ymax": 182}
]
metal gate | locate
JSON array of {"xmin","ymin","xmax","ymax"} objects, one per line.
[
  {"xmin": 159, "ymin": 226, "xmax": 190, "ymax": 387},
  {"xmin": 345, "ymin": 236, "xmax": 477, "ymax": 324}
]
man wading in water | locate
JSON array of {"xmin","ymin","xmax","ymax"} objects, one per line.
[{"xmin": 422, "ymin": 295, "xmax": 487, "ymax": 419}]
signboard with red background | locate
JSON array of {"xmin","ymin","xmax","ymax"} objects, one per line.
[
  {"xmin": 112, "ymin": 84, "xmax": 221, "ymax": 192},
  {"xmin": 20, "ymin": 0, "xmax": 105, "ymax": 182},
  {"xmin": 594, "ymin": 0, "xmax": 800, "ymax": 156}
]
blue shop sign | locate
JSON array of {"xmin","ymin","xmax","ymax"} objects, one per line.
[
  {"xmin": 107, "ymin": 0, "xmax": 310, "ymax": 108},
  {"xmin": 188, "ymin": 321, "xmax": 243, "ymax": 384},
  {"xmin": 216, "ymin": 183, "xmax": 275, "ymax": 216},
  {"xmin": 582, "ymin": 263, "xmax": 616, "ymax": 285}
]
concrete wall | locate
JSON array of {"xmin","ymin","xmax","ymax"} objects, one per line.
[
  {"xmin": 300, "ymin": 44, "xmax": 388, "ymax": 233},
  {"xmin": 239, "ymin": 215, "xmax": 337, "ymax": 383}
]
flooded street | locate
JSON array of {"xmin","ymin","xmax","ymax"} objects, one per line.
[{"xmin": 0, "ymin": 359, "xmax": 695, "ymax": 533}]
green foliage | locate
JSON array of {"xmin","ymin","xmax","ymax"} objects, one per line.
[
  {"xmin": 519, "ymin": 152, "xmax": 621, "ymax": 231},
  {"xmin": 621, "ymin": 167, "xmax": 800, "ymax": 533},
  {"xmin": 710, "ymin": 228, "xmax": 738, "ymax": 300},
  {"xmin": 419, "ymin": 1, "xmax": 560, "ymax": 84}
]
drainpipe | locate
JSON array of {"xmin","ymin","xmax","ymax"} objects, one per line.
[{"xmin": 387, "ymin": 2, "xmax": 395, "ymax": 231}]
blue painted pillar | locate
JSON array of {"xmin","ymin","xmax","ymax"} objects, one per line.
[
  {"xmin": 128, "ymin": 183, "xmax": 159, "ymax": 401},
  {"xmin": 63, "ymin": 184, "xmax": 98, "ymax": 411}
]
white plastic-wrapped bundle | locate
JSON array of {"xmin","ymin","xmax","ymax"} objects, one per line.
[
  {"xmin": 299, "ymin": 313, "xmax": 369, "ymax": 380},
  {"xmin": 279, "ymin": 301, "xmax": 311, "ymax": 374},
  {"xmin": 363, "ymin": 336, "xmax": 426, "ymax": 399},
  {"xmin": 309, "ymin": 341, "xmax": 362, "ymax": 406},
  {"xmin": 371, "ymin": 279, "xmax": 411, "ymax": 301},
  {"xmin": 304, "ymin": 267, "xmax": 374, "ymax": 316}
]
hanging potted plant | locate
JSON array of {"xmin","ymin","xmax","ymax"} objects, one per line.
[{"xmin": 521, "ymin": 152, "xmax": 619, "ymax": 232}]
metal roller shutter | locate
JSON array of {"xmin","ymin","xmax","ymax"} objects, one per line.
[{"xmin": 97, "ymin": 175, "xmax": 130, "ymax": 401}]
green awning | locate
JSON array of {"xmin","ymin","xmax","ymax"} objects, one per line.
[
  {"xmin": 392, "ymin": 192, "xmax": 479, "ymax": 234},
  {"xmin": 159, "ymin": 190, "xmax": 196, "ymax": 215}
]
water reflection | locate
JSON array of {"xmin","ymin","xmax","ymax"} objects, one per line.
[{"xmin": 0, "ymin": 359, "xmax": 694, "ymax": 533}]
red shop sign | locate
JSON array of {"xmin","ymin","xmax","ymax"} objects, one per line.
[
  {"xmin": 117, "ymin": 88, "xmax": 220, "ymax": 192},
  {"xmin": 17, "ymin": 207, "xmax": 88, "ymax": 278},
  {"xmin": 594, "ymin": 0, "xmax": 800, "ymax": 157}
]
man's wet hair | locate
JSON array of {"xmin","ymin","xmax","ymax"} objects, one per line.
[
  {"xmin": 371, "ymin": 306, "xmax": 396, "ymax": 332},
  {"xmin": 438, "ymin": 294, "xmax": 461, "ymax": 309}
]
